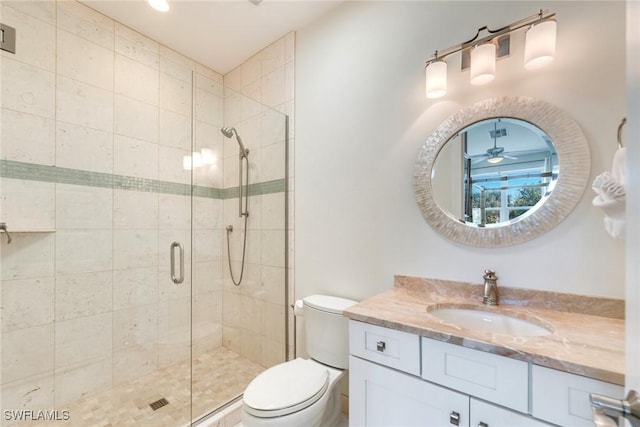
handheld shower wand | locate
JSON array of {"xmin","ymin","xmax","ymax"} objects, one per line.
[
  {"xmin": 221, "ymin": 126, "xmax": 249, "ymax": 159},
  {"xmin": 221, "ymin": 126, "xmax": 249, "ymax": 286},
  {"xmin": 221, "ymin": 126, "xmax": 249, "ymax": 217}
]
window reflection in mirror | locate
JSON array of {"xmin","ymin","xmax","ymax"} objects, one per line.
[{"xmin": 431, "ymin": 118, "xmax": 558, "ymax": 227}]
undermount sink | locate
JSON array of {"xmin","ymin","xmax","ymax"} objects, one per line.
[{"xmin": 429, "ymin": 307, "xmax": 552, "ymax": 337}]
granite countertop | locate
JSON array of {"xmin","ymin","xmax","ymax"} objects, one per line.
[{"xmin": 344, "ymin": 276, "xmax": 625, "ymax": 385}]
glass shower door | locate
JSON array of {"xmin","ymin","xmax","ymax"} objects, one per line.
[
  {"xmin": 0, "ymin": 2, "xmax": 289, "ymax": 420},
  {"xmin": 190, "ymin": 81, "xmax": 289, "ymax": 423},
  {"xmin": 0, "ymin": 1, "xmax": 197, "ymax": 422}
]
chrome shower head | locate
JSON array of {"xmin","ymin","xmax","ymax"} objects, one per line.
[
  {"xmin": 220, "ymin": 126, "xmax": 235, "ymax": 138},
  {"xmin": 220, "ymin": 126, "xmax": 248, "ymax": 158}
]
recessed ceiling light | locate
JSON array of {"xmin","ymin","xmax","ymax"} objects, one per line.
[{"xmin": 147, "ymin": 0, "xmax": 170, "ymax": 12}]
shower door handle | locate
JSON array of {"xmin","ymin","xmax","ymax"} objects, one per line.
[{"xmin": 170, "ymin": 242, "xmax": 184, "ymax": 284}]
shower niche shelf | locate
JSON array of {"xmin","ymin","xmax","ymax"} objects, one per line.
[
  {"xmin": 0, "ymin": 223, "xmax": 55, "ymax": 245},
  {"xmin": 9, "ymin": 229, "xmax": 56, "ymax": 232}
]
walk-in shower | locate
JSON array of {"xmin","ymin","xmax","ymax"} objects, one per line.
[
  {"xmin": 221, "ymin": 126, "xmax": 250, "ymax": 286},
  {"xmin": 0, "ymin": 3, "xmax": 288, "ymax": 422}
]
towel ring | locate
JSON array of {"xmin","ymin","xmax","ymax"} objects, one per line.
[{"xmin": 617, "ymin": 117, "xmax": 626, "ymax": 148}]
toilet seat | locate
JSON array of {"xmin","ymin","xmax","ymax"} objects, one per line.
[{"xmin": 243, "ymin": 358, "xmax": 329, "ymax": 418}]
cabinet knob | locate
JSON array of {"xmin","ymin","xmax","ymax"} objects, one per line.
[
  {"xmin": 478, "ymin": 423, "xmax": 489, "ymax": 427},
  {"xmin": 449, "ymin": 411, "xmax": 460, "ymax": 426},
  {"xmin": 376, "ymin": 341, "xmax": 386, "ymax": 352}
]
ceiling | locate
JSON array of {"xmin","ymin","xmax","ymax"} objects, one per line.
[{"xmin": 82, "ymin": 0, "xmax": 343, "ymax": 74}]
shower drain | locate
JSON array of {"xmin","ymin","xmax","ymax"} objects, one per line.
[{"xmin": 149, "ymin": 398, "xmax": 169, "ymax": 411}]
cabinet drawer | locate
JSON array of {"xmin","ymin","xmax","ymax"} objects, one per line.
[
  {"xmin": 349, "ymin": 320, "xmax": 420, "ymax": 376},
  {"xmin": 471, "ymin": 398, "xmax": 553, "ymax": 427},
  {"xmin": 421, "ymin": 337, "xmax": 529, "ymax": 413},
  {"xmin": 531, "ymin": 365, "xmax": 624, "ymax": 427}
]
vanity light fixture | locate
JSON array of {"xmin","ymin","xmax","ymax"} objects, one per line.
[
  {"xmin": 424, "ymin": 10, "xmax": 556, "ymax": 98},
  {"xmin": 425, "ymin": 58, "xmax": 447, "ymax": 99},
  {"xmin": 470, "ymin": 42, "xmax": 497, "ymax": 86},
  {"xmin": 524, "ymin": 19, "xmax": 557, "ymax": 70},
  {"xmin": 147, "ymin": 0, "xmax": 170, "ymax": 12}
]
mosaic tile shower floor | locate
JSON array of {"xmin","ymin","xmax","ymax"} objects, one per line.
[{"xmin": 12, "ymin": 347, "xmax": 264, "ymax": 427}]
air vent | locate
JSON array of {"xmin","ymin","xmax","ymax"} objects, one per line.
[
  {"xmin": 149, "ymin": 398, "xmax": 169, "ymax": 411},
  {"xmin": 489, "ymin": 128, "xmax": 507, "ymax": 138}
]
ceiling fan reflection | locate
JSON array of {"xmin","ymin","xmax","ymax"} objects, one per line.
[{"xmin": 472, "ymin": 121, "xmax": 517, "ymax": 164}]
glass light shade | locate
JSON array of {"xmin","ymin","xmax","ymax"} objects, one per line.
[
  {"xmin": 147, "ymin": 0, "xmax": 169, "ymax": 12},
  {"xmin": 487, "ymin": 156, "xmax": 504, "ymax": 164},
  {"xmin": 524, "ymin": 20, "xmax": 557, "ymax": 70},
  {"xmin": 425, "ymin": 61, "xmax": 447, "ymax": 99},
  {"xmin": 470, "ymin": 43, "xmax": 496, "ymax": 85}
]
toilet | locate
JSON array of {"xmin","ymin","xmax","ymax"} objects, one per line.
[{"xmin": 241, "ymin": 295, "xmax": 358, "ymax": 427}]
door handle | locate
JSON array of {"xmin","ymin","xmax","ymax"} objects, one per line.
[
  {"xmin": 170, "ymin": 242, "xmax": 184, "ymax": 284},
  {"xmin": 591, "ymin": 390, "xmax": 640, "ymax": 427}
]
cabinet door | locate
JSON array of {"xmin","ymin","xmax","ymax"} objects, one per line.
[
  {"xmin": 350, "ymin": 356, "xmax": 469, "ymax": 427},
  {"xmin": 470, "ymin": 398, "xmax": 553, "ymax": 427},
  {"xmin": 531, "ymin": 365, "xmax": 624, "ymax": 427}
]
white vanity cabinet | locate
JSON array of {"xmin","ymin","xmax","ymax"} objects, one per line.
[
  {"xmin": 349, "ymin": 320, "xmax": 621, "ymax": 427},
  {"xmin": 349, "ymin": 320, "xmax": 547, "ymax": 426}
]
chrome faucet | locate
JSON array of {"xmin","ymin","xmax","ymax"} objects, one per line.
[{"xmin": 482, "ymin": 269, "xmax": 499, "ymax": 306}]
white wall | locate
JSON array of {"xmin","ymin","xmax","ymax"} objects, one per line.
[{"xmin": 295, "ymin": 1, "xmax": 626, "ymax": 301}]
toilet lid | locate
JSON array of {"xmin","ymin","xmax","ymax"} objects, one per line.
[
  {"xmin": 243, "ymin": 358, "xmax": 329, "ymax": 418},
  {"xmin": 303, "ymin": 295, "xmax": 358, "ymax": 314}
]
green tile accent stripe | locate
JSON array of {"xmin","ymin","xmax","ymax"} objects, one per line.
[
  {"xmin": 193, "ymin": 185, "xmax": 223, "ymax": 199},
  {"xmin": 0, "ymin": 160, "xmax": 284, "ymax": 199},
  {"xmin": 221, "ymin": 179, "xmax": 286, "ymax": 199}
]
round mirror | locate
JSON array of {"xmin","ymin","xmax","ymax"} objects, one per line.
[
  {"xmin": 414, "ymin": 97, "xmax": 590, "ymax": 247},
  {"xmin": 432, "ymin": 118, "xmax": 558, "ymax": 227}
]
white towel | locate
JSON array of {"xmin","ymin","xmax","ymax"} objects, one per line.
[
  {"xmin": 592, "ymin": 166, "xmax": 626, "ymax": 239},
  {"xmin": 592, "ymin": 196, "xmax": 626, "ymax": 239},
  {"xmin": 611, "ymin": 147, "xmax": 627, "ymax": 187},
  {"xmin": 592, "ymin": 171, "xmax": 625, "ymax": 202}
]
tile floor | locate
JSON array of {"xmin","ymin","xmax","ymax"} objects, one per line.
[{"xmin": 12, "ymin": 347, "xmax": 264, "ymax": 427}]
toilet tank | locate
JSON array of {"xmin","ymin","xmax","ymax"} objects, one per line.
[{"xmin": 302, "ymin": 295, "xmax": 358, "ymax": 369}]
